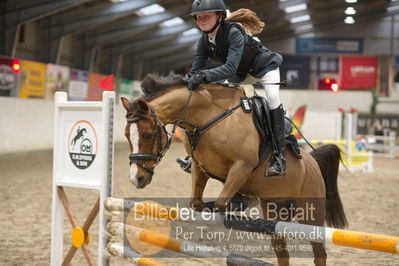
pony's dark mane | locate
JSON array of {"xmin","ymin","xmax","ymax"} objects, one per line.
[{"xmin": 140, "ymin": 72, "xmax": 186, "ymax": 100}]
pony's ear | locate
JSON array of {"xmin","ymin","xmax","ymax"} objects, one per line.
[
  {"xmin": 133, "ymin": 99, "xmax": 150, "ymax": 114},
  {"xmin": 121, "ymin": 97, "xmax": 130, "ymax": 111}
]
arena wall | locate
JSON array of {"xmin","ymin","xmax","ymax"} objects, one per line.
[
  {"xmin": 0, "ymin": 90, "xmax": 397, "ymax": 154},
  {"xmin": 0, "ymin": 97, "xmax": 126, "ymax": 154}
]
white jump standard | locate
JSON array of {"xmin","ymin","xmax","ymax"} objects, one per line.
[{"xmin": 51, "ymin": 92, "xmax": 114, "ymax": 266}]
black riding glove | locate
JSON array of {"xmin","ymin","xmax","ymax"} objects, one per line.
[{"xmin": 187, "ymin": 72, "xmax": 206, "ymax": 90}]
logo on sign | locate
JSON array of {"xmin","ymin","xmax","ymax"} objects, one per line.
[
  {"xmin": 355, "ymin": 140, "xmax": 366, "ymax": 152},
  {"xmin": 68, "ymin": 120, "xmax": 97, "ymax": 169},
  {"xmin": 336, "ymin": 41, "xmax": 359, "ymax": 52},
  {"xmin": 0, "ymin": 65, "xmax": 18, "ymax": 91},
  {"xmin": 287, "ymin": 70, "xmax": 299, "ymax": 83},
  {"xmin": 351, "ymin": 66, "xmax": 375, "ymax": 77}
]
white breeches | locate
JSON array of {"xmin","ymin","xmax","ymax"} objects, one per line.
[{"xmin": 241, "ymin": 68, "xmax": 282, "ymax": 110}]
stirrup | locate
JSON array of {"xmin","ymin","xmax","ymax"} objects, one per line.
[
  {"xmin": 176, "ymin": 156, "xmax": 192, "ymax": 173},
  {"xmin": 266, "ymin": 154, "xmax": 286, "ymax": 177}
]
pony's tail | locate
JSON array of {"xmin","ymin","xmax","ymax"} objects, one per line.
[
  {"xmin": 310, "ymin": 144, "xmax": 348, "ymax": 228},
  {"xmin": 225, "ymin": 8, "xmax": 265, "ymax": 35}
]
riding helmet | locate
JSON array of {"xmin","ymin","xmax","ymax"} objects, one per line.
[{"xmin": 190, "ymin": 0, "xmax": 227, "ymax": 17}]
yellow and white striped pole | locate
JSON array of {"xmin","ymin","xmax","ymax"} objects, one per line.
[
  {"xmin": 105, "ymin": 198, "xmax": 399, "ymax": 254},
  {"xmin": 107, "ymin": 242, "xmax": 165, "ymax": 266},
  {"xmin": 325, "ymin": 228, "xmax": 399, "ymax": 254},
  {"xmin": 248, "ymin": 221, "xmax": 399, "ymax": 254},
  {"xmin": 107, "ymin": 222, "xmax": 277, "ymax": 266}
]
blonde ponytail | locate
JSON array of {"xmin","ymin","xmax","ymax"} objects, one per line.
[{"xmin": 225, "ymin": 8, "xmax": 265, "ymax": 35}]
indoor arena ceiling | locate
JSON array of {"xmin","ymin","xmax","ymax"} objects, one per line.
[{"xmin": 3, "ymin": 0, "xmax": 399, "ymax": 75}]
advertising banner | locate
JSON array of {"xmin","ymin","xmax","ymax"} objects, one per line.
[
  {"xmin": 87, "ymin": 72, "xmax": 108, "ymax": 101},
  {"xmin": 68, "ymin": 69, "xmax": 88, "ymax": 101},
  {"xmin": 19, "ymin": 60, "xmax": 47, "ymax": 98},
  {"xmin": 119, "ymin": 78, "xmax": 132, "ymax": 98},
  {"xmin": 340, "ymin": 56, "xmax": 378, "ymax": 89},
  {"xmin": 358, "ymin": 113, "xmax": 399, "ymax": 135},
  {"xmin": 46, "ymin": 63, "xmax": 70, "ymax": 100},
  {"xmin": 280, "ymin": 55, "xmax": 310, "ymax": 89},
  {"xmin": 296, "ymin": 38, "xmax": 363, "ymax": 54},
  {"xmin": 0, "ymin": 56, "xmax": 20, "ymax": 97}
]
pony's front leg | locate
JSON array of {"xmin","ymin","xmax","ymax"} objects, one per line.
[
  {"xmin": 190, "ymin": 160, "xmax": 209, "ymax": 212},
  {"xmin": 215, "ymin": 160, "xmax": 253, "ymax": 212}
]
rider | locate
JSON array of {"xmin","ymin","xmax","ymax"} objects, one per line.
[{"xmin": 183, "ymin": 0, "xmax": 286, "ymax": 176}]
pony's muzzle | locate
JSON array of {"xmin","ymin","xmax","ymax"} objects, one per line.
[
  {"xmin": 135, "ymin": 175, "xmax": 147, "ymax": 188},
  {"xmin": 129, "ymin": 164, "xmax": 153, "ymax": 188},
  {"xmin": 130, "ymin": 174, "xmax": 151, "ymax": 189}
]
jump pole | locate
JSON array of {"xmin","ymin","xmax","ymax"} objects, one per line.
[
  {"xmin": 107, "ymin": 242, "xmax": 165, "ymax": 266},
  {"xmin": 105, "ymin": 198, "xmax": 399, "ymax": 254},
  {"xmin": 106, "ymin": 222, "xmax": 277, "ymax": 266}
]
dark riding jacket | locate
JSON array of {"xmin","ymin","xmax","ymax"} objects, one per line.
[{"xmin": 188, "ymin": 22, "xmax": 283, "ymax": 83}]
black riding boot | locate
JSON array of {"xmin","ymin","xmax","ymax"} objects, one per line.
[{"xmin": 266, "ymin": 104, "xmax": 287, "ymax": 177}]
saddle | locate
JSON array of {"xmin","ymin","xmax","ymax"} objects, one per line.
[{"xmin": 250, "ymin": 96, "xmax": 302, "ymax": 170}]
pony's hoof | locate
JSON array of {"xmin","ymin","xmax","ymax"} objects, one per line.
[
  {"xmin": 190, "ymin": 199, "xmax": 207, "ymax": 212},
  {"xmin": 214, "ymin": 201, "xmax": 228, "ymax": 213}
]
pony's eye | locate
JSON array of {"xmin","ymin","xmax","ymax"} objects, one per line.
[{"xmin": 142, "ymin": 133, "xmax": 154, "ymax": 140}]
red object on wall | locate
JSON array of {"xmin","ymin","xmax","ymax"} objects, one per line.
[
  {"xmin": 340, "ymin": 56, "xmax": 378, "ymax": 89},
  {"xmin": 12, "ymin": 59, "xmax": 21, "ymax": 74},
  {"xmin": 318, "ymin": 78, "xmax": 339, "ymax": 92},
  {"xmin": 88, "ymin": 73, "xmax": 107, "ymax": 101},
  {"xmin": 98, "ymin": 74, "xmax": 114, "ymax": 91}
]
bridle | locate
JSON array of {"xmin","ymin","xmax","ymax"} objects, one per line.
[
  {"xmin": 126, "ymin": 104, "xmax": 172, "ymax": 176},
  {"xmin": 126, "ymin": 88, "xmax": 243, "ymax": 176}
]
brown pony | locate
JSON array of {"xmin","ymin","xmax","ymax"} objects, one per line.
[{"xmin": 121, "ymin": 73, "xmax": 347, "ymax": 266}]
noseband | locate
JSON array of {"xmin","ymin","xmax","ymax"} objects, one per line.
[{"xmin": 126, "ymin": 104, "xmax": 172, "ymax": 175}]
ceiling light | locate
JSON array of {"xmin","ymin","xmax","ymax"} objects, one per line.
[
  {"xmin": 182, "ymin": 28, "xmax": 200, "ymax": 36},
  {"xmin": 136, "ymin": 4, "xmax": 165, "ymax": 16},
  {"xmin": 387, "ymin": 5, "xmax": 399, "ymax": 11},
  {"xmin": 226, "ymin": 9, "xmax": 231, "ymax": 17},
  {"xmin": 295, "ymin": 24, "xmax": 314, "ymax": 31},
  {"xmin": 345, "ymin": 7, "xmax": 356, "ymax": 15},
  {"xmin": 344, "ymin": 16, "xmax": 355, "ymax": 24},
  {"xmin": 290, "ymin": 14, "xmax": 311, "ymax": 23},
  {"xmin": 284, "ymin": 3, "xmax": 307, "ymax": 13},
  {"xmin": 160, "ymin": 17, "xmax": 184, "ymax": 27},
  {"xmin": 345, "ymin": 0, "xmax": 357, "ymax": 3}
]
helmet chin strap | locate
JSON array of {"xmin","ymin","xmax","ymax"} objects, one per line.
[{"xmin": 202, "ymin": 15, "xmax": 223, "ymax": 34}]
